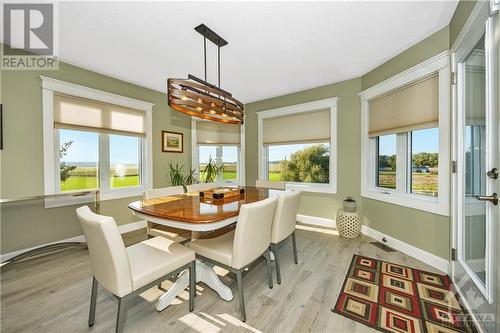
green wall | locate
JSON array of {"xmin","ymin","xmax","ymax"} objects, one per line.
[
  {"xmin": 245, "ymin": 28, "xmax": 451, "ymax": 258},
  {"xmin": 246, "ymin": 1, "xmax": 478, "ymax": 260},
  {"xmin": 449, "ymin": 0, "xmax": 478, "ymax": 47},
  {"xmin": 246, "ymin": 78, "xmax": 362, "ymax": 220},
  {"xmin": 361, "ymin": 26, "xmax": 450, "ymax": 90},
  {"xmin": 1, "ymin": 56, "xmax": 192, "ymax": 253}
]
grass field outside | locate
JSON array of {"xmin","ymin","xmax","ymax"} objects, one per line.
[
  {"xmin": 199, "ymin": 163, "xmax": 238, "ymax": 181},
  {"xmin": 60, "ymin": 165, "xmax": 140, "ymax": 191},
  {"xmin": 269, "ymin": 166, "xmax": 438, "ymax": 196},
  {"xmin": 378, "ymin": 171, "xmax": 438, "ymax": 196}
]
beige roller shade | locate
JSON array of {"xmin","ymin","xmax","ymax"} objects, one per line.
[
  {"xmin": 197, "ymin": 121, "xmax": 240, "ymax": 145},
  {"xmin": 54, "ymin": 94, "xmax": 146, "ymax": 137},
  {"xmin": 263, "ymin": 109, "xmax": 330, "ymax": 145},
  {"xmin": 368, "ymin": 74, "xmax": 439, "ymax": 137}
]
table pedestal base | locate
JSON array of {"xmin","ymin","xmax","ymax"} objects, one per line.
[{"xmin": 156, "ymin": 260, "xmax": 233, "ymax": 311}]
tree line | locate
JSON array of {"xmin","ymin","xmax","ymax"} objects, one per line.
[{"xmin": 378, "ymin": 152, "xmax": 438, "ymax": 170}]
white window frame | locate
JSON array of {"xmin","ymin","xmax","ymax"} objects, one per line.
[
  {"xmin": 257, "ymin": 98, "xmax": 337, "ymax": 194},
  {"xmin": 359, "ymin": 52, "xmax": 450, "ymax": 216},
  {"xmin": 41, "ymin": 76, "xmax": 154, "ymax": 206},
  {"xmin": 191, "ymin": 118, "xmax": 245, "ymax": 185}
]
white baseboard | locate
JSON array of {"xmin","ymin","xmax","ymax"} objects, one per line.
[
  {"xmin": 297, "ymin": 214, "xmax": 336, "ymax": 228},
  {"xmin": 361, "ymin": 225, "xmax": 449, "ymax": 273},
  {"xmin": 1, "ymin": 220, "xmax": 147, "ymax": 262}
]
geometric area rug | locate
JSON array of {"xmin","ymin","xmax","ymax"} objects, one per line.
[{"xmin": 332, "ymin": 255, "xmax": 478, "ymax": 333}]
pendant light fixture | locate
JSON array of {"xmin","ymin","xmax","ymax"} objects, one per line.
[{"xmin": 167, "ymin": 24, "xmax": 244, "ymax": 125}]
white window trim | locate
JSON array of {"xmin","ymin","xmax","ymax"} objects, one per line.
[
  {"xmin": 257, "ymin": 97, "xmax": 338, "ymax": 194},
  {"xmin": 191, "ymin": 118, "xmax": 246, "ymax": 185},
  {"xmin": 359, "ymin": 51, "xmax": 450, "ymax": 216},
  {"xmin": 41, "ymin": 76, "xmax": 154, "ymax": 205}
]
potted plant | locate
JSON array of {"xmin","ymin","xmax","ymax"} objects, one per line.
[
  {"xmin": 167, "ymin": 162, "xmax": 196, "ymax": 192},
  {"xmin": 201, "ymin": 155, "xmax": 224, "ymax": 183}
]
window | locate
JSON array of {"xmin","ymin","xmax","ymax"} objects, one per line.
[
  {"xmin": 193, "ymin": 120, "xmax": 243, "ymax": 184},
  {"xmin": 59, "ymin": 129, "xmax": 99, "ymax": 191},
  {"xmin": 410, "ymin": 128, "xmax": 439, "ymax": 196},
  {"xmin": 360, "ymin": 54, "xmax": 450, "ymax": 215},
  {"xmin": 376, "ymin": 134, "xmax": 396, "ymax": 189},
  {"xmin": 258, "ymin": 98, "xmax": 337, "ymax": 193},
  {"xmin": 222, "ymin": 146, "xmax": 238, "ymax": 180},
  {"xmin": 58, "ymin": 130, "xmax": 142, "ymax": 192},
  {"xmin": 42, "ymin": 76, "xmax": 153, "ymax": 203},
  {"xmin": 268, "ymin": 143, "xmax": 330, "ymax": 183},
  {"xmin": 110, "ymin": 134, "xmax": 141, "ymax": 188}
]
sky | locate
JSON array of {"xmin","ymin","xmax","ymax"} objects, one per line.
[
  {"xmin": 378, "ymin": 127, "xmax": 439, "ymax": 155},
  {"xmin": 60, "ymin": 129, "xmax": 139, "ymax": 165}
]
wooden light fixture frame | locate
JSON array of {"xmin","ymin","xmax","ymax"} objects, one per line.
[{"xmin": 167, "ymin": 24, "xmax": 244, "ymax": 125}]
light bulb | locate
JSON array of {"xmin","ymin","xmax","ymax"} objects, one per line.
[
  {"xmin": 222, "ymin": 113, "xmax": 227, "ymax": 117},
  {"xmin": 209, "ymin": 110, "xmax": 216, "ymax": 114},
  {"xmin": 196, "ymin": 106, "xmax": 203, "ymax": 111},
  {"xmin": 210, "ymin": 102, "xmax": 215, "ymax": 107},
  {"xmin": 181, "ymin": 95, "xmax": 188, "ymax": 101},
  {"xmin": 197, "ymin": 98, "xmax": 202, "ymax": 104}
]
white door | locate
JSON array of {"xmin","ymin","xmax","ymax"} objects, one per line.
[{"xmin": 453, "ymin": 4, "xmax": 498, "ymax": 333}]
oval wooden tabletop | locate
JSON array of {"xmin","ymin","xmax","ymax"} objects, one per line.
[{"xmin": 128, "ymin": 186, "xmax": 278, "ymax": 224}]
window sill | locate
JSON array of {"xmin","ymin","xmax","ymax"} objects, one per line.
[
  {"xmin": 45, "ymin": 187, "xmax": 144, "ymax": 208},
  {"xmin": 285, "ymin": 183, "xmax": 336, "ymax": 194},
  {"xmin": 361, "ymin": 188, "xmax": 449, "ymax": 216}
]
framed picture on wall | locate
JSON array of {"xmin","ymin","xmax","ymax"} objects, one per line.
[{"xmin": 162, "ymin": 131, "xmax": 183, "ymax": 153}]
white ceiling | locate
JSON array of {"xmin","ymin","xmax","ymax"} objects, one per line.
[{"xmin": 57, "ymin": 1, "xmax": 458, "ymax": 103}]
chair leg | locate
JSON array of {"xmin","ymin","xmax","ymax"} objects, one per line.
[
  {"xmin": 116, "ymin": 297, "xmax": 127, "ymax": 333},
  {"xmin": 88, "ymin": 277, "xmax": 98, "ymax": 327},
  {"xmin": 292, "ymin": 232, "xmax": 298, "ymax": 264},
  {"xmin": 189, "ymin": 261, "xmax": 196, "ymax": 312},
  {"xmin": 236, "ymin": 270, "xmax": 246, "ymax": 322},
  {"xmin": 265, "ymin": 248, "xmax": 274, "ymax": 289},
  {"xmin": 271, "ymin": 244, "xmax": 281, "ymax": 284}
]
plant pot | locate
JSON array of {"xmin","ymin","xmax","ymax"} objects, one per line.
[{"xmin": 343, "ymin": 197, "xmax": 357, "ymax": 213}]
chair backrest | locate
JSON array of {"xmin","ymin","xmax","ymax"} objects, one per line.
[
  {"xmin": 143, "ymin": 186, "xmax": 184, "ymax": 199},
  {"xmin": 76, "ymin": 206, "xmax": 132, "ymax": 297},
  {"xmin": 187, "ymin": 182, "xmax": 220, "ymax": 193},
  {"xmin": 232, "ymin": 197, "xmax": 278, "ymax": 269},
  {"xmin": 271, "ymin": 190, "xmax": 301, "ymax": 243},
  {"xmin": 255, "ymin": 180, "xmax": 285, "ymax": 190}
]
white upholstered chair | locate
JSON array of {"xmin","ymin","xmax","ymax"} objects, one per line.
[
  {"xmin": 270, "ymin": 190, "xmax": 301, "ymax": 284},
  {"xmin": 143, "ymin": 186, "xmax": 191, "ymax": 242},
  {"xmin": 255, "ymin": 179, "xmax": 286, "ymax": 190},
  {"xmin": 76, "ymin": 206, "xmax": 196, "ymax": 333},
  {"xmin": 188, "ymin": 197, "xmax": 278, "ymax": 322},
  {"xmin": 186, "ymin": 182, "xmax": 221, "ymax": 193}
]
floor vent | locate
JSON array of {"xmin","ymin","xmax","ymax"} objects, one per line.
[{"xmin": 369, "ymin": 241, "xmax": 396, "ymax": 253}]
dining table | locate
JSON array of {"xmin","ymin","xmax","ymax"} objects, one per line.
[{"xmin": 128, "ymin": 185, "xmax": 283, "ymax": 311}]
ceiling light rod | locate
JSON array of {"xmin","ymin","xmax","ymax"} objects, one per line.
[
  {"xmin": 195, "ymin": 24, "xmax": 227, "ymax": 88},
  {"xmin": 167, "ymin": 23, "xmax": 243, "ymax": 125},
  {"xmin": 187, "ymin": 74, "xmax": 233, "ymax": 97}
]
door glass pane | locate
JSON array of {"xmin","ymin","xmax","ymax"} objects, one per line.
[
  {"xmin": 222, "ymin": 146, "xmax": 238, "ymax": 180},
  {"xmin": 376, "ymin": 134, "xmax": 396, "ymax": 189},
  {"xmin": 110, "ymin": 135, "xmax": 141, "ymax": 188},
  {"xmin": 59, "ymin": 129, "xmax": 99, "ymax": 191},
  {"xmin": 410, "ymin": 128, "xmax": 439, "ymax": 196},
  {"xmin": 463, "ymin": 37, "xmax": 486, "ymax": 284}
]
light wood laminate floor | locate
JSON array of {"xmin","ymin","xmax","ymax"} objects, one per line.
[{"xmin": 1, "ymin": 225, "xmax": 441, "ymax": 333}]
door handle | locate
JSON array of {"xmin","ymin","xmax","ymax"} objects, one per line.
[
  {"xmin": 487, "ymin": 168, "xmax": 498, "ymax": 179},
  {"xmin": 475, "ymin": 193, "xmax": 498, "ymax": 205}
]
